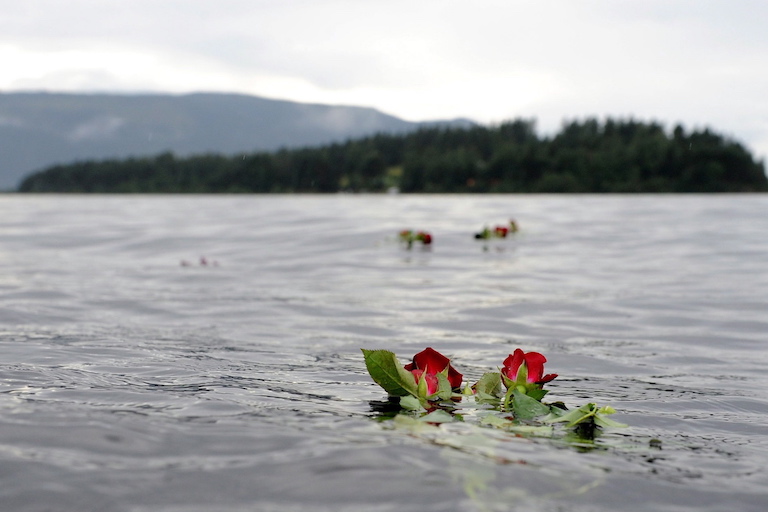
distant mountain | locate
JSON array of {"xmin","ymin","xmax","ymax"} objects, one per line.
[{"xmin": 0, "ymin": 91, "xmax": 474, "ymax": 189}]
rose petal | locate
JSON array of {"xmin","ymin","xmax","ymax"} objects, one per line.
[
  {"xmin": 501, "ymin": 348, "xmax": 526, "ymax": 380},
  {"xmin": 537, "ymin": 373, "xmax": 558, "ymax": 384},
  {"xmin": 521, "ymin": 351, "xmax": 547, "ymax": 383},
  {"xmin": 502, "ymin": 349, "xmax": 556, "ymax": 385},
  {"xmin": 411, "ymin": 347, "xmax": 463, "ymax": 389}
]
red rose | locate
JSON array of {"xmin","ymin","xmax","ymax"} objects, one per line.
[
  {"xmin": 404, "ymin": 347, "xmax": 463, "ymax": 389},
  {"xmin": 502, "ymin": 348, "xmax": 557, "ymax": 385},
  {"xmin": 410, "ymin": 369, "xmax": 439, "ymax": 395},
  {"xmin": 416, "ymin": 231, "xmax": 432, "ymax": 244}
]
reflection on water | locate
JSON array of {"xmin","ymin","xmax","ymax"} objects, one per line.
[{"xmin": 0, "ymin": 194, "xmax": 767, "ymax": 511}]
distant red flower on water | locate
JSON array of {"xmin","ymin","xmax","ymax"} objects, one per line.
[
  {"xmin": 502, "ymin": 348, "xmax": 557, "ymax": 385},
  {"xmin": 416, "ymin": 231, "xmax": 432, "ymax": 244},
  {"xmin": 475, "ymin": 221, "xmax": 518, "ymax": 240},
  {"xmin": 404, "ymin": 347, "xmax": 462, "ymax": 389},
  {"xmin": 399, "ymin": 230, "xmax": 433, "ymax": 248}
]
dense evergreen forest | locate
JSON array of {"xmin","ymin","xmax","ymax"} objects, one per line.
[{"xmin": 17, "ymin": 118, "xmax": 768, "ymax": 193}]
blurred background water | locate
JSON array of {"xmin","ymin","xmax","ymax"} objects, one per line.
[{"xmin": 0, "ymin": 194, "xmax": 767, "ymax": 511}]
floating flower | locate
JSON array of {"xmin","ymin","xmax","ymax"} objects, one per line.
[
  {"xmin": 399, "ymin": 230, "xmax": 433, "ymax": 249},
  {"xmin": 404, "ymin": 347, "xmax": 463, "ymax": 390},
  {"xmin": 360, "ymin": 347, "xmax": 460, "ymax": 407},
  {"xmin": 415, "ymin": 231, "xmax": 432, "ymax": 244},
  {"xmin": 410, "ymin": 369, "xmax": 439, "ymax": 396},
  {"xmin": 494, "ymin": 226, "xmax": 509, "ymax": 238},
  {"xmin": 474, "ymin": 220, "xmax": 519, "ymax": 240},
  {"xmin": 499, "ymin": 348, "xmax": 558, "ymax": 402},
  {"xmin": 502, "ymin": 348, "xmax": 558, "ymax": 385},
  {"xmin": 361, "ymin": 346, "xmax": 625, "ymax": 438},
  {"xmin": 180, "ymin": 256, "xmax": 219, "ymax": 267}
]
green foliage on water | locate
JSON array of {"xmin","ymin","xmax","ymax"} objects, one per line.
[
  {"xmin": 361, "ymin": 348, "xmax": 418, "ymax": 398},
  {"xmin": 17, "ymin": 118, "xmax": 767, "ymax": 193}
]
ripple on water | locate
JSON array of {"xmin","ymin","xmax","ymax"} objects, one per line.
[{"xmin": 1, "ymin": 195, "xmax": 768, "ymax": 511}]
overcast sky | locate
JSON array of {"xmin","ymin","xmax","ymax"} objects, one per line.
[{"xmin": 2, "ymin": 1, "xmax": 767, "ymax": 161}]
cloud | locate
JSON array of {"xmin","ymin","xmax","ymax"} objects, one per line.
[
  {"xmin": 1, "ymin": 0, "xmax": 767, "ymax": 160},
  {"xmin": 12, "ymin": 68, "xmax": 132, "ymax": 92}
]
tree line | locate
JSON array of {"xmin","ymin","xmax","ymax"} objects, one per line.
[{"xmin": 17, "ymin": 118, "xmax": 768, "ymax": 193}]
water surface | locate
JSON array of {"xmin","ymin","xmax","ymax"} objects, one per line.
[{"xmin": 1, "ymin": 194, "xmax": 767, "ymax": 511}]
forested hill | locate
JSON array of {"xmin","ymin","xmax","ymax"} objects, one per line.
[
  {"xmin": 0, "ymin": 91, "xmax": 473, "ymax": 189},
  {"xmin": 18, "ymin": 118, "xmax": 768, "ymax": 193}
]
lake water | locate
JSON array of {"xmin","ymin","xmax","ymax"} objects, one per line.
[{"xmin": 1, "ymin": 194, "xmax": 767, "ymax": 511}]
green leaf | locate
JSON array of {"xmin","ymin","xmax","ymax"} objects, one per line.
[
  {"xmin": 544, "ymin": 403, "xmax": 596, "ymax": 426},
  {"xmin": 543, "ymin": 403, "xmax": 627, "ymax": 429},
  {"xmin": 473, "ymin": 372, "xmax": 502, "ymax": 398},
  {"xmin": 417, "ymin": 371, "xmax": 429, "ymax": 398},
  {"xmin": 479, "ymin": 413, "xmax": 514, "ymax": 428},
  {"xmin": 525, "ymin": 387, "xmax": 549, "ymax": 401},
  {"xmin": 399, "ymin": 395, "xmax": 425, "ymax": 411},
  {"xmin": 516, "ymin": 362, "xmax": 528, "ymax": 385},
  {"xmin": 594, "ymin": 406, "xmax": 628, "ymax": 428},
  {"xmin": 479, "ymin": 414, "xmax": 554, "ymax": 436},
  {"xmin": 593, "ymin": 414, "xmax": 628, "ymax": 429},
  {"xmin": 392, "ymin": 414, "xmax": 440, "ymax": 433},
  {"xmin": 507, "ymin": 424, "xmax": 554, "ymax": 436},
  {"xmin": 434, "ymin": 370, "xmax": 453, "ymax": 401},
  {"xmin": 361, "ymin": 349, "xmax": 417, "ymax": 397},
  {"xmin": 511, "ymin": 389, "xmax": 551, "ymax": 420},
  {"xmin": 419, "ymin": 409, "xmax": 455, "ymax": 424},
  {"xmin": 541, "ymin": 405, "xmax": 569, "ymax": 422}
]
